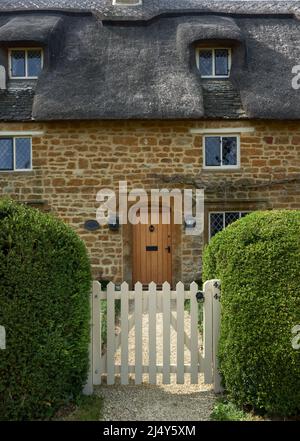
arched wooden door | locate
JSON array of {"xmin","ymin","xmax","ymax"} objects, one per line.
[{"xmin": 132, "ymin": 209, "xmax": 172, "ymax": 286}]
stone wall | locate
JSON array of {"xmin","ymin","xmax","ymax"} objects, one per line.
[{"xmin": 0, "ymin": 120, "xmax": 299, "ymax": 286}]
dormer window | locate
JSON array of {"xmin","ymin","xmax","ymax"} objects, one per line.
[
  {"xmin": 9, "ymin": 48, "xmax": 43, "ymax": 79},
  {"xmin": 196, "ymin": 48, "xmax": 231, "ymax": 78}
]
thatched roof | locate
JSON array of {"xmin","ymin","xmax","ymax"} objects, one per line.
[
  {"xmin": 0, "ymin": 1, "xmax": 300, "ymax": 120},
  {"xmin": 1, "ymin": 1, "xmax": 300, "ymax": 19}
]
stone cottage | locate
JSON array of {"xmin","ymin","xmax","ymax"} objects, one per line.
[{"xmin": 0, "ymin": 0, "xmax": 300, "ymax": 287}]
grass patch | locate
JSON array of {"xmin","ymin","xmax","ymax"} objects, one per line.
[
  {"xmin": 210, "ymin": 398, "xmax": 300, "ymax": 421},
  {"xmin": 211, "ymin": 398, "xmax": 300, "ymax": 421},
  {"xmin": 210, "ymin": 399, "xmax": 252, "ymax": 421},
  {"xmin": 54, "ymin": 395, "xmax": 103, "ymax": 421}
]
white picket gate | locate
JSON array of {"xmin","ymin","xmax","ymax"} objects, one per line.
[{"xmin": 83, "ymin": 279, "xmax": 222, "ymax": 394}]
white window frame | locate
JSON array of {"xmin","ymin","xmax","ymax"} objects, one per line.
[
  {"xmin": 209, "ymin": 211, "xmax": 251, "ymax": 240},
  {"xmin": 196, "ymin": 47, "xmax": 232, "ymax": 79},
  {"xmin": 8, "ymin": 48, "xmax": 44, "ymax": 79},
  {"xmin": 0, "ymin": 137, "xmax": 32, "ymax": 172},
  {"xmin": 203, "ymin": 134, "xmax": 240, "ymax": 170}
]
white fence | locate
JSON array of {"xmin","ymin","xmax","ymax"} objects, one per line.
[{"xmin": 83, "ymin": 279, "xmax": 222, "ymax": 394}]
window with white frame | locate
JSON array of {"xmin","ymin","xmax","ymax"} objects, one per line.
[
  {"xmin": 197, "ymin": 48, "xmax": 231, "ymax": 78},
  {"xmin": 9, "ymin": 48, "xmax": 43, "ymax": 79},
  {"xmin": 204, "ymin": 135, "xmax": 240, "ymax": 169},
  {"xmin": 209, "ymin": 211, "xmax": 251, "ymax": 240},
  {"xmin": 0, "ymin": 137, "xmax": 32, "ymax": 171}
]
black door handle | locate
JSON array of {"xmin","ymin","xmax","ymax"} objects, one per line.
[{"xmin": 165, "ymin": 246, "xmax": 171, "ymax": 253}]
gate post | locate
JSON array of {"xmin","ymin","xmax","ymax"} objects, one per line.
[
  {"xmin": 203, "ymin": 279, "xmax": 223, "ymax": 394},
  {"xmin": 212, "ymin": 280, "xmax": 223, "ymax": 394},
  {"xmin": 83, "ymin": 283, "xmax": 95, "ymax": 396}
]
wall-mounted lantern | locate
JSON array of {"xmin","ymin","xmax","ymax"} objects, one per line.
[
  {"xmin": 184, "ymin": 215, "xmax": 197, "ymax": 229},
  {"xmin": 108, "ymin": 215, "xmax": 120, "ymax": 231}
]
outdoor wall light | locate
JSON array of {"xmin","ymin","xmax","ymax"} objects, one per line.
[
  {"xmin": 108, "ymin": 215, "xmax": 120, "ymax": 231},
  {"xmin": 184, "ymin": 216, "xmax": 197, "ymax": 229}
]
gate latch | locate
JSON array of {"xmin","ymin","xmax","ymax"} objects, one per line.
[{"xmin": 196, "ymin": 291, "xmax": 204, "ymax": 303}]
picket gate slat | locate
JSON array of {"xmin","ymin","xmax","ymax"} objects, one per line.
[
  {"xmin": 107, "ymin": 282, "xmax": 116, "ymax": 385},
  {"xmin": 134, "ymin": 282, "xmax": 143, "ymax": 385},
  {"xmin": 190, "ymin": 281, "xmax": 199, "ymax": 384},
  {"xmin": 176, "ymin": 282, "xmax": 185, "ymax": 384},
  {"xmin": 121, "ymin": 282, "xmax": 129, "ymax": 385},
  {"xmin": 148, "ymin": 282, "xmax": 157, "ymax": 385},
  {"xmin": 162, "ymin": 282, "xmax": 171, "ymax": 384}
]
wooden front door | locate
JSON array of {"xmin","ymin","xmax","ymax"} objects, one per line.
[{"xmin": 133, "ymin": 210, "xmax": 172, "ymax": 285}]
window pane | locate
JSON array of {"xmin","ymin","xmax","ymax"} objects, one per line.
[
  {"xmin": 0, "ymin": 139, "xmax": 13, "ymax": 170},
  {"xmin": 222, "ymin": 137, "xmax": 237, "ymax": 166},
  {"xmin": 205, "ymin": 137, "xmax": 221, "ymax": 166},
  {"xmin": 199, "ymin": 49, "xmax": 213, "ymax": 76},
  {"xmin": 215, "ymin": 49, "xmax": 229, "ymax": 76},
  {"xmin": 15, "ymin": 138, "xmax": 31, "ymax": 170},
  {"xmin": 225, "ymin": 212, "xmax": 240, "ymax": 227},
  {"xmin": 27, "ymin": 50, "xmax": 42, "ymax": 77},
  {"xmin": 210, "ymin": 213, "xmax": 224, "ymax": 238},
  {"xmin": 11, "ymin": 50, "xmax": 25, "ymax": 77}
]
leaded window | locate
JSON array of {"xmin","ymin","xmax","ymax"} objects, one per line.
[
  {"xmin": 197, "ymin": 48, "xmax": 231, "ymax": 78},
  {"xmin": 0, "ymin": 137, "xmax": 32, "ymax": 171},
  {"xmin": 209, "ymin": 211, "xmax": 250, "ymax": 239},
  {"xmin": 204, "ymin": 135, "xmax": 239, "ymax": 168},
  {"xmin": 9, "ymin": 49, "xmax": 43, "ymax": 79}
]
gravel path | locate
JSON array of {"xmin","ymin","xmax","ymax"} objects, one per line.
[{"xmin": 97, "ymin": 309, "xmax": 216, "ymax": 421}]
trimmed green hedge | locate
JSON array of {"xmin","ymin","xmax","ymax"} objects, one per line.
[
  {"xmin": 0, "ymin": 199, "xmax": 91, "ymax": 420},
  {"xmin": 203, "ymin": 210, "xmax": 300, "ymax": 416}
]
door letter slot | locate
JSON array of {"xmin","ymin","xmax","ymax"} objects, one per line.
[{"xmin": 146, "ymin": 246, "xmax": 158, "ymax": 252}]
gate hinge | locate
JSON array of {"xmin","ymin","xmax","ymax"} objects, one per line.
[
  {"xmin": 214, "ymin": 281, "xmax": 221, "ymax": 290},
  {"xmin": 214, "ymin": 293, "xmax": 221, "ymax": 301},
  {"xmin": 214, "ymin": 281, "xmax": 221, "ymax": 301}
]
